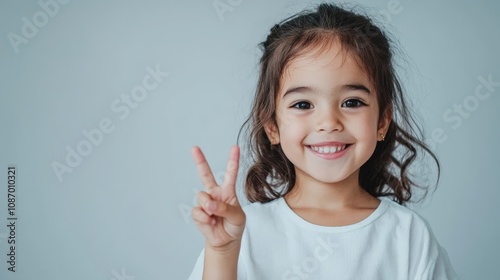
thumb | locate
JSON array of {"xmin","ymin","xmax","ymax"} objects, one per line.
[{"xmin": 208, "ymin": 200, "xmax": 245, "ymax": 226}]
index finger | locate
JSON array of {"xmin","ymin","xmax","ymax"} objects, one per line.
[{"xmin": 191, "ymin": 146, "xmax": 218, "ymax": 191}]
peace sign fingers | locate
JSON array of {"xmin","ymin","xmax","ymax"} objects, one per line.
[{"xmin": 190, "ymin": 145, "xmax": 246, "ymax": 249}]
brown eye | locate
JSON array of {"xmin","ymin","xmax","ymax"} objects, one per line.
[
  {"xmin": 342, "ymin": 99, "xmax": 366, "ymax": 108},
  {"xmin": 292, "ymin": 101, "xmax": 312, "ymax": 110}
]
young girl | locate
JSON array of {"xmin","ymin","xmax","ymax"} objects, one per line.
[{"xmin": 188, "ymin": 3, "xmax": 459, "ymax": 280}]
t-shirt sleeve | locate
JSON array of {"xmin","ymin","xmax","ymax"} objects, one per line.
[
  {"xmin": 415, "ymin": 216, "xmax": 461, "ymax": 280},
  {"xmin": 187, "ymin": 249, "xmax": 204, "ymax": 280},
  {"xmin": 420, "ymin": 244, "xmax": 461, "ymax": 280}
]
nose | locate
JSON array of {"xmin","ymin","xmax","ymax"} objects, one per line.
[{"xmin": 316, "ymin": 107, "xmax": 343, "ymax": 133}]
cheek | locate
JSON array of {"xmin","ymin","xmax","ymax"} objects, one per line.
[
  {"xmin": 355, "ymin": 115, "xmax": 379, "ymax": 140},
  {"xmin": 278, "ymin": 116, "xmax": 308, "ymax": 142}
]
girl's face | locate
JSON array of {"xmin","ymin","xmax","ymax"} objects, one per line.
[{"xmin": 265, "ymin": 40, "xmax": 390, "ymax": 187}]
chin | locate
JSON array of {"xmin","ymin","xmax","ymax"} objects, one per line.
[{"xmin": 313, "ymin": 174, "xmax": 350, "ymax": 185}]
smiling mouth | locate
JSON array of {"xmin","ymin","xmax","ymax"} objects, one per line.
[{"xmin": 307, "ymin": 144, "xmax": 352, "ymax": 154}]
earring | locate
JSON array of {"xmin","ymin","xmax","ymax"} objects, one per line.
[{"xmin": 379, "ymin": 133, "xmax": 385, "ymax": 141}]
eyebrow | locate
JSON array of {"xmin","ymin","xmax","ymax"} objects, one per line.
[{"xmin": 282, "ymin": 83, "xmax": 371, "ymax": 98}]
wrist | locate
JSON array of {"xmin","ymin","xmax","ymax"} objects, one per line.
[{"xmin": 206, "ymin": 240, "xmax": 241, "ymax": 255}]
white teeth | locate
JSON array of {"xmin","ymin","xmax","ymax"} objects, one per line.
[{"xmin": 310, "ymin": 145, "xmax": 347, "ymax": 154}]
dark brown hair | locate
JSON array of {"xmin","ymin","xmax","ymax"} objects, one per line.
[{"xmin": 237, "ymin": 2, "xmax": 440, "ymax": 206}]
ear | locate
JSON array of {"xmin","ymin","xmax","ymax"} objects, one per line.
[
  {"xmin": 377, "ymin": 106, "xmax": 392, "ymax": 140},
  {"xmin": 264, "ymin": 121, "xmax": 280, "ymax": 145}
]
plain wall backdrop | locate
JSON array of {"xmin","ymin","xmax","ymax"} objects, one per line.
[{"xmin": 0, "ymin": 0, "xmax": 499, "ymax": 279}]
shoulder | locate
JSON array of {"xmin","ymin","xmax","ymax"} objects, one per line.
[
  {"xmin": 376, "ymin": 198, "xmax": 442, "ymax": 254},
  {"xmin": 379, "ymin": 197, "xmax": 436, "ymax": 232}
]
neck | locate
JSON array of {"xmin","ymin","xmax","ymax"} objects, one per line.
[{"xmin": 284, "ymin": 169, "xmax": 376, "ymax": 211}]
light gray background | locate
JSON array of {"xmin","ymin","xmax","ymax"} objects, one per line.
[{"xmin": 0, "ymin": 0, "xmax": 498, "ymax": 279}]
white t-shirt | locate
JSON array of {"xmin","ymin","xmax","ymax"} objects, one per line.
[{"xmin": 188, "ymin": 196, "xmax": 460, "ymax": 280}]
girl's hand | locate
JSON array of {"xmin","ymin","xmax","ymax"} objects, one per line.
[{"xmin": 191, "ymin": 145, "xmax": 246, "ymax": 250}]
